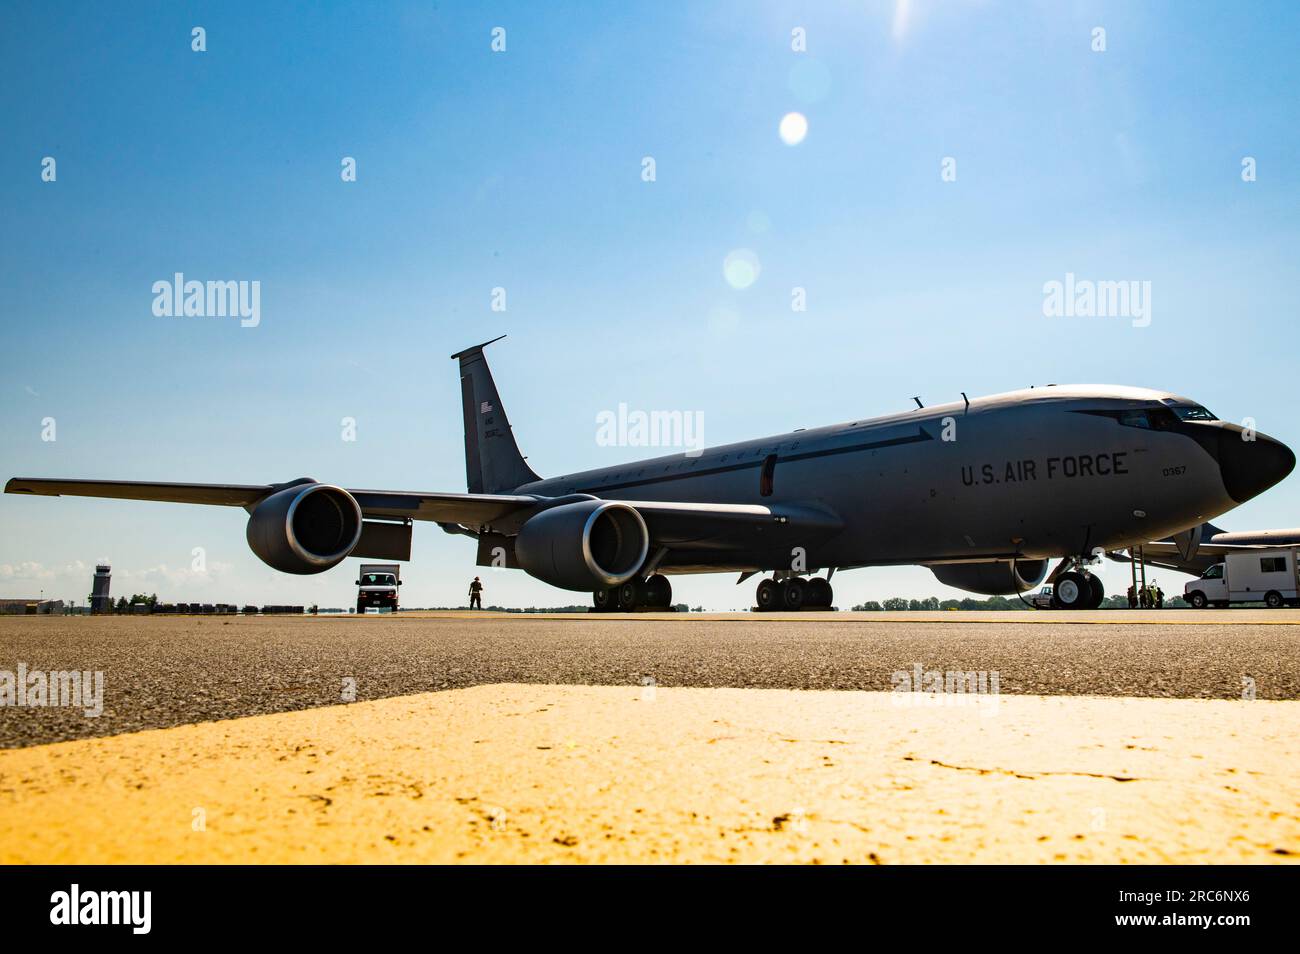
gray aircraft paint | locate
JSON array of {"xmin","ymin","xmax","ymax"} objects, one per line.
[
  {"xmin": 7, "ymin": 339, "xmax": 1295, "ymax": 596},
  {"xmin": 511, "ymin": 384, "xmax": 1289, "ymax": 575}
]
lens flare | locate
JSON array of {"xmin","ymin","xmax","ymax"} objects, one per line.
[
  {"xmin": 778, "ymin": 112, "xmax": 808, "ymax": 146},
  {"xmin": 723, "ymin": 249, "xmax": 761, "ymax": 290}
]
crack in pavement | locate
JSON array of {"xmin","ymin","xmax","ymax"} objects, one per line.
[{"xmin": 912, "ymin": 757, "xmax": 1142, "ymax": 782}]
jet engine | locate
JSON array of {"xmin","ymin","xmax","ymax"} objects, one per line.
[
  {"xmin": 514, "ymin": 499, "xmax": 649, "ymax": 591},
  {"xmin": 928, "ymin": 559, "xmax": 1049, "ymax": 596},
  {"xmin": 245, "ymin": 483, "xmax": 363, "ymax": 574}
]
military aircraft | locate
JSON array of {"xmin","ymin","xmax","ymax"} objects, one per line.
[
  {"xmin": 1110, "ymin": 522, "xmax": 1300, "ymax": 577},
  {"xmin": 6, "ymin": 337, "xmax": 1295, "ymax": 611}
]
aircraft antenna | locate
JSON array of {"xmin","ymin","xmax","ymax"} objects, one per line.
[{"xmin": 912, "ymin": 396, "xmax": 924, "ymax": 409}]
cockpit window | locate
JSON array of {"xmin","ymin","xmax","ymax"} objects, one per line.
[
  {"xmin": 1118, "ymin": 410, "xmax": 1149, "ymax": 429},
  {"xmin": 1077, "ymin": 405, "xmax": 1216, "ymax": 429},
  {"xmin": 1146, "ymin": 408, "xmax": 1180, "ymax": 430}
]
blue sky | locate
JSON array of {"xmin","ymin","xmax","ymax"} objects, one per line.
[{"xmin": 2, "ymin": 1, "xmax": 1298, "ymax": 608}]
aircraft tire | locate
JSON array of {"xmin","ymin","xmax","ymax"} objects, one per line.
[
  {"xmin": 616, "ymin": 581, "xmax": 641, "ymax": 612},
  {"xmin": 593, "ymin": 587, "xmax": 616, "ymax": 612},
  {"xmin": 1086, "ymin": 574, "xmax": 1105, "ymax": 609},
  {"xmin": 780, "ymin": 577, "xmax": 806, "ymax": 611},
  {"xmin": 806, "ymin": 577, "xmax": 832, "ymax": 607},
  {"xmin": 1052, "ymin": 571, "xmax": 1090, "ymax": 610},
  {"xmin": 755, "ymin": 578, "xmax": 779, "ymax": 611},
  {"xmin": 644, "ymin": 574, "xmax": 672, "ymax": 607}
]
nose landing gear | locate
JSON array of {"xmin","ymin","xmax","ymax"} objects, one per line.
[{"xmin": 1049, "ymin": 564, "xmax": 1105, "ymax": 610}]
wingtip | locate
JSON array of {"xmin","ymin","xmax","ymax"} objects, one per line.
[{"xmin": 449, "ymin": 334, "xmax": 507, "ymax": 360}]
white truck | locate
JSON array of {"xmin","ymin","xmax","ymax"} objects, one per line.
[
  {"xmin": 1184, "ymin": 547, "xmax": 1300, "ymax": 609},
  {"xmin": 1026, "ymin": 585, "xmax": 1056, "ymax": 609},
  {"xmin": 355, "ymin": 563, "xmax": 401, "ymax": 613}
]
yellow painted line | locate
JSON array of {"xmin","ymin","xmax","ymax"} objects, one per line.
[{"xmin": 1, "ymin": 686, "xmax": 1296, "ymax": 864}]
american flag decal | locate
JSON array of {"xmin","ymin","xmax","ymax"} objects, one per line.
[{"xmin": 480, "ymin": 402, "xmax": 493, "ymax": 414}]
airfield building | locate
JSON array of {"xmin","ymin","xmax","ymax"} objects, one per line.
[{"xmin": 90, "ymin": 564, "xmax": 112, "ymax": 614}]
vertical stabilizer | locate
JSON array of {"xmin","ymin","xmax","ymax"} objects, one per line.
[{"xmin": 450, "ymin": 336, "xmax": 541, "ymax": 493}]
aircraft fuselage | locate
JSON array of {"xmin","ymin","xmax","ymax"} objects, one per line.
[{"xmin": 518, "ymin": 385, "xmax": 1288, "ymax": 575}]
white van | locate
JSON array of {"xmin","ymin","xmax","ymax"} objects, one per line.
[
  {"xmin": 356, "ymin": 563, "xmax": 401, "ymax": 613},
  {"xmin": 1184, "ymin": 547, "xmax": 1300, "ymax": 609}
]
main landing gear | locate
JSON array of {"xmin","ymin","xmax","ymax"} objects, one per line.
[
  {"xmin": 754, "ymin": 575, "xmax": 834, "ymax": 612},
  {"xmin": 1048, "ymin": 561, "xmax": 1105, "ymax": 610},
  {"xmin": 592, "ymin": 574, "xmax": 673, "ymax": 613}
]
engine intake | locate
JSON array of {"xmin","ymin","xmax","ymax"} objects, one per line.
[
  {"xmin": 515, "ymin": 500, "xmax": 649, "ymax": 591},
  {"xmin": 928, "ymin": 558, "xmax": 1049, "ymax": 596},
  {"xmin": 246, "ymin": 483, "xmax": 363, "ymax": 574}
]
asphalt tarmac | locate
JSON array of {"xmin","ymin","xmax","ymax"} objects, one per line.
[{"xmin": 3, "ymin": 610, "xmax": 1299, "ymax": 748}]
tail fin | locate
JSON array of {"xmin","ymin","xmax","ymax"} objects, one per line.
[{"xmin": 450, "ymin": 336, "xmax": 541, "ymax": 493}]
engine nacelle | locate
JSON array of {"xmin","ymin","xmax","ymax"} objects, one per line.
[
  {"xmin": 929, "ymin": 559, "xmax": 1049, "ymax": 596},
  {"xmin": 246, "ymin": 483, "xmax": 363, "ymax": 574},
  {"xmin": 515, "ymin": 499, "xmax": 649, "ymax": 591}
]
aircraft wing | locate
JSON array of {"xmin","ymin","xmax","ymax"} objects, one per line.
[
  {"xmin": 1109, "ymin": 540, "xmax": 1239, "ymax": 576},
  {"xmin": 4, "ymin": 477, "xmax": 275, "ymax": 508},
  {"xmin": 625, "ymin": 500, "xmax": 842, "ymax": 550},
  {"xmin": 1206, "ymin": 528, "xmax": 1300, "ymax": 546},
  {"xmin": 335, "ymin": 489, "xmax": 541, "ymax": 525},
  {"xmin": 316, "ymin": 490, "xmax": 839, "ymax": 542},
  {"xmin": 4, "ymin": 477, "xmax": 840, "ymax": 547},
  {"xmin": 3, "ymin": 477, "xmax": 540, "ymax": 527}
]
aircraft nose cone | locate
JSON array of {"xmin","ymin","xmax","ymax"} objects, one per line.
[{"xmin": 1215, "ymin": 426, "xmax": 1295, "ymax": 504}]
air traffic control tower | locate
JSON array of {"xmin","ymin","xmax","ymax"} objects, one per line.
[{"xmin": 90, "ymin": 564, "xmax": 112, "ymax": 614}]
